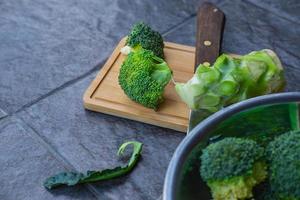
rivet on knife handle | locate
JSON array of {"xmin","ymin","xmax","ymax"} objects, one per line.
[{"xmin": 195, "ymin": 2, "xmax": 225, "ymax": 71}]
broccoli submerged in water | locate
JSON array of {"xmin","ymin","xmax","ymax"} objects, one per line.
[
  {"xmin": 266, "ymin": 131, "xmax": 300, "ymax": 200},
  {"xmin": 176, "ymin": 49, "xmax": 285, "ymax": 112},
  {"xmin": 119, "ymin": 49, "xmax": 172, "ymax": 110},
  {"xmin": 121, "ymin": 22, "xmax": 164, "ymax": 58},
  {"xmin": 200, "ymin": 138, "xmax": 267, "ymax": 200}
]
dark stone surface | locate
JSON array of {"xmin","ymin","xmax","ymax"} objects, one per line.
[
  {"xmin": 17, "ymin": 73, "xmax": 184, "ymax": 200},
  {"xmin": 248, "ymin": 0, "xmax": 300, "ymax": 23},
  {"xmin": 0, "ymin": 0, "xmax": 202, "ymax": 114},
  {"xmin": 0, "ymin": 117, "xmax": 96, "ymax": 200},
  {"xmin": 0, "ymin": 0, "xmax": 299, "ymax": 200},
  {"xmin": 164, "ymin": 0, "xmax": 300, "ymax": 91},
  {"xmin": 0, "ymin": 108, "xmax": 7, "ymax": 119}
]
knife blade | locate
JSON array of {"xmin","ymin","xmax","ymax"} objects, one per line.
[{"xmin": 188, "ymin": 3, "xmax": 225, "ymax": 133}]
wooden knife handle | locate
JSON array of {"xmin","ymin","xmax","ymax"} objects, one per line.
[{"xmin": 195, "ymin": 2, "xmax": 225, "ymax": 71}]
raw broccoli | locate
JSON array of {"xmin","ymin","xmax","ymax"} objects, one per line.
[
  {"xmin": 200, "ymin": 138, "xmax": 267, "ymax": 200},
  {"xmin": 121, "ymin": 22, "xmax": 164, "ymax": 58},
  {"xmin": 118, "ymin": 48, "xmax": 172, "ymax": 110},
  {"xmin": 175, "ymin": 49, "xmax": 285, "ymax": 112},
  {"xmin": 266, "ymin": 131, "xmax": 300, "ymax": 200}
]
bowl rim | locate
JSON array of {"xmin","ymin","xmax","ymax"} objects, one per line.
[{"xmin": 163, "ymin": 92, "xmax": 300, "ymax": 200}]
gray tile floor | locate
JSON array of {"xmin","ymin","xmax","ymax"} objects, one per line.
[{"xmin": 0, "ymin": 0, "xmax": 299, "ymax": 199}]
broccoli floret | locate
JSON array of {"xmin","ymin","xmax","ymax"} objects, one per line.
[
  {"xmin": 121, "ymin": 22, "xmax": 164, "ymax": 58},
  {"xmin": 200, "ymin": 138, "xmax": 267, "ymax": 200},
  {"xmin": 266, "ymin": 131, "xmax": 300, "ymax": 200},
  {"xmin": 118, "ymin": 48, "xmax": 172, "ymax": 110}
]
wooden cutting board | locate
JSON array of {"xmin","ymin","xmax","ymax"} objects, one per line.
[{"xmin": 83, "ymin": 37, "xmax": 197, "ymax": 132}]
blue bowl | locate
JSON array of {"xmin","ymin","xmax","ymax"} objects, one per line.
[{"xmin": 163, "ymin": 92, "xmax": 300, "ymax": 200}]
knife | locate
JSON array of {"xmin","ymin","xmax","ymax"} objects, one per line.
[
  {"xmin": 188, "ymin": 2, "xmax": 225, "ymax": 133},
  {"xmin": 158, "ymin": 4, "xmax": 226, "ymax": 200}
]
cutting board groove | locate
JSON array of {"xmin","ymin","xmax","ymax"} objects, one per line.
[{"xmin": 83, "ymin": 37, "xmax": 199, "ymax": 132}]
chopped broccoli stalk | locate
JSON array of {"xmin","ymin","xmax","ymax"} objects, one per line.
[
  {"xmin": 266, "ymin": 131, "xmax": 300, "ymax": 200},
  {"xmin": 176, "ymin": 49, "xmax": 285, "ymax": 112},
  {"xmin": 120, "ymin": 45, "xmax": 133, "ymax": 55},
  {"xmin": 122, "ymin": 22, "xmax": 164, "ymax": 58},
  {"xmin": 118, "ymin": 49, "xmax": 172, "ymax": 110},
  {"xmin": 200, "ymin": 138, "xmax": 267, "ymax": 200}
]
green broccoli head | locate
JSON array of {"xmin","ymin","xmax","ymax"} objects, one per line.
[
  {"xmin": 118, "ymin": 48, "xmax": 172, "ymax": 110},
  {"xmin": 200, "ymin": 138, "xmax": 267, "ymax": 200},
  {"xmin": 122, "ymin": 22, "xmax": 164, "ymax": 58},
  {"xmin": 175, "ymin": 49, "xmax": 285, "ymax": 112},
  {"xmin": 266, "ymin": 131, "xmax": 300, "ymax": 200}
]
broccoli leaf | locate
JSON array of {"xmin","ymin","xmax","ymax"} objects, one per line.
[{"xmin": 44, "ymin": 141, "xmax": 143, "ymax": 189}]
